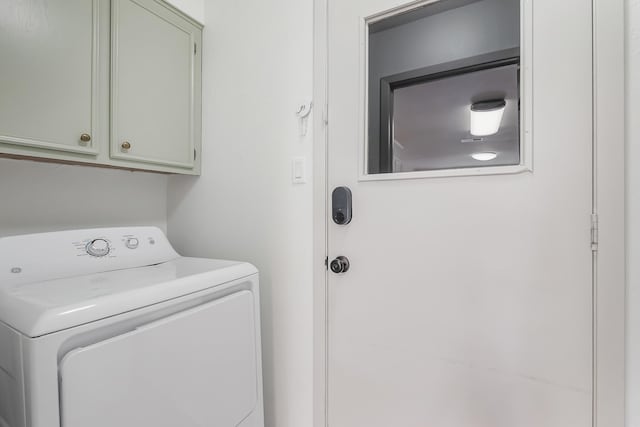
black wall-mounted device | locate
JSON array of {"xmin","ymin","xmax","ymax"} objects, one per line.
[{"xmin": 332, "ymin": 186, "xmax": 352, "ymax": 225}]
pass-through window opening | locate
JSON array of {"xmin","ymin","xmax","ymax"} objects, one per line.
[{"xmin": 367, "ymin": 0, "xmax": 521, "ymax": 175}]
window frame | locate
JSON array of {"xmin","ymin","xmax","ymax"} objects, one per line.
[{"xmin": 359, "ymin": 0, "xmax": 533, "ymax": 181}]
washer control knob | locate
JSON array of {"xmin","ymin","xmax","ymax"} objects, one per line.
[
  {"xmin": 86, "ymin": 239, "xmax": 110, "ymax": 257},
  {"xmin": 125, "ymin": 237, "xmax": 139, "ymax": 249}
]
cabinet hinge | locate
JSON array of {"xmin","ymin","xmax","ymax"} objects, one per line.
[
  {"xmin": 194, "ymin": 43, "xmax": 197, "ymax": 55},
  {"xmin": 324, "ymin": 256, "xmax": 328, "ymax": 270},
  {"xmin": 591, "ymin": 213, "xmax": 599, "ymax": 251},
  {"xmin": 194, "ymin": 149, "xmax": 197, "ymax": 160}
]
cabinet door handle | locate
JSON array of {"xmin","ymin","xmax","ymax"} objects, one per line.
[
  {"xmin": 80, "ymin": 133, "xmax": 91, "ymax": 143},
  {"xmin": 121, "ymin": 141, "xmax": 131, "ymax": 150}
]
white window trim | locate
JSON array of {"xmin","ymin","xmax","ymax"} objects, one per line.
[{"xmin": 357, "ymin": 0, "xmax": 533, "ymax": 182}]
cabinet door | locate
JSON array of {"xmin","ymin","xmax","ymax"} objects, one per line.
[
  {"xmin": 111, "ymin": 0, "xmax": 199, "ymax": 169},
  {"xmin": 0, "ymin": 0, "xmax": 100, "ymax": 155}
]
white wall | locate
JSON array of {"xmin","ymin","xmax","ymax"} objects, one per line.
[
  {"xmin": 627, "ymin": 1, "xmax": 640, "ymax": 426},
  {"xmin": 0, "ymin": 158, "xmax": 167, "ymax": 236},
  {"xmin": 165, "ymin": 0, "xmax": 204, "ymax": 23},
  {"xmin": 166, "ymin": 1, "xmax": 314, "ymax": 426}
]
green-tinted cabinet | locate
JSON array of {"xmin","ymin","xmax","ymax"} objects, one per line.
[
  {"xmin": 111, "ymin": 0, "xmax": 201, "ymax": 170},
  {"xmin": 0, "ymin": 0, "xmax": 202, "ymax": 175},
  {"xmin": 0, "ymin": 0, "xmax": 100, "ymax": 156}
]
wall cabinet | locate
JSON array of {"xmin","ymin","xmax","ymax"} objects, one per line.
[
  {"xmin": 111, "ymin": 0, "xmax": 200, "ymax": 170},
  {"xmin": 0, "ymin": 0, "xmax": 202, "ymax": 175},
  {"xmin": 0, "ymin": 0, "xmax": 100, "ymax": 156}
]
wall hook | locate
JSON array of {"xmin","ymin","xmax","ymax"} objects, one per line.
[
  {"xmin": 296, "ymin": 102, "xmax": 313, "ymax": 118},
  {"xmin": 296, "ymin": 101, "xmax": 313, "ymax": 137}
]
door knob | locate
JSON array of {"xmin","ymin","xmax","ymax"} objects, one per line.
[{"xmin": 330, "ymin": 256, "xmax": 350, "ymax": 274}]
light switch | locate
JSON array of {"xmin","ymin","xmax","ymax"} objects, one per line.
[{"xmin": 292, "ymin": 157, "xmax": 306, "ymax": 184}]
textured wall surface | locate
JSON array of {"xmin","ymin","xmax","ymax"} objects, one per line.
[
  {"xmin": 0, "ymin": 158, "xmax": 167, "ymax": 236},
  {"xmin": 166, "ymin": 1, "xmax": 314, "ymax": 426},
  {"xmin": 165, "ymin": 0, "xmax": 204, "ymax": 23}
]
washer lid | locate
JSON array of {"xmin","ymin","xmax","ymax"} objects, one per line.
[
  {"xmin": 0, "ymin": 256, "xmax": 257, "ymax": 337},
  {"xmin": 0, "ymin": 227, "xmax": 257, "ymax": 337}
]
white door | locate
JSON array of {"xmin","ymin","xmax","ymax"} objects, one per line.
[{"xmin": 326, "ymin": 0, "xmax": 594, "ymax": 426}]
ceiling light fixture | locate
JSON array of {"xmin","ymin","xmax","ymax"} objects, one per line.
[
  {"xmin": 471, "ymin": 152, "xmax": 498, "ymax": 161},
  {"xmin": 470, "ymin": 99, "xmax": 506, "ymax": 136}
]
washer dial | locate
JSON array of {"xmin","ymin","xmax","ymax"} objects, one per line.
[{"xmin": 86, "ymin": 239, "xmax": 110, "ymax": 257}]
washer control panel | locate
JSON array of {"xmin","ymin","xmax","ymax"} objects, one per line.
[
  {"xmin": 0, "ymin": 227, "xmax": 180, "ymax": 286},
  {"xmin": 86, "ymin": 239, "xmax": 111, "ymax": 257},
  {"xmin": 73, "ymin": 232, "xmax": 158, "ymax": 260},
  {"xmin": 125, "ymin": 237, "xmax": 139, "ymax": 249}
]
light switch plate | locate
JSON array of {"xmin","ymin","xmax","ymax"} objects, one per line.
[{"xmin": 292, "ymin": 157, "xmax": 306, "ymax": 184}]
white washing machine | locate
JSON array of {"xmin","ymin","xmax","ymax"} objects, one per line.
[{"xmin": 0, "ymin": 227, "xmax": 264, "ymax": 427}]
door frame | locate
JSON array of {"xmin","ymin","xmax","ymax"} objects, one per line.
[{"xmin": 312, "ymin": 0, "xmax": 626, "ymax": 426}]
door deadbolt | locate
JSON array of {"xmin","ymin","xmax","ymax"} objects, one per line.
[
  {"xmin": 330, "ymin": 256, "xmax": 350, "ymax": 274},
  {"xmin": 332, "ymin": 187, "xmax": 352, "ymax": 225}
]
